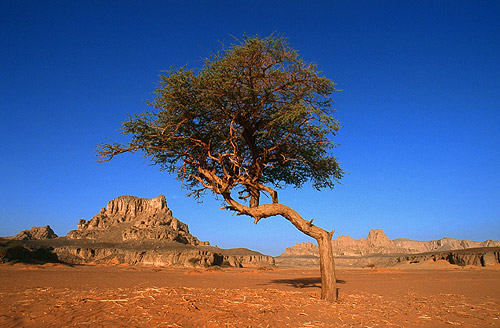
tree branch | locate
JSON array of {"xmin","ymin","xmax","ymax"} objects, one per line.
[{"xmin": 221, "ymin": 191, "xmax": 329, "ymax": 240}]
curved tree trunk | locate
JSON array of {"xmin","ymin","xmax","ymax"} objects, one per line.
[
  {"xmin": 221, "ymin": 195, "xmax": 339, "ymax": 302},
  {"xmin": 316, "ymin": 234, "xmax": 338, "ymax": 301}
]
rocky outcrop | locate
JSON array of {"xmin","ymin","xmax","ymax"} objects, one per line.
[
  {"xmin": 392, "ymin": 237, "xmax": 500, "ymax": 253},
  {"xmin": 9, "ymin": 225, "xmax": 58, "ymax": 240},
  {"xmin": 332, "ymin": 229, "xmax": 401, "ymax": 256},
  {"xmin": 2, "ymin": 194, "xmax": 275, "ymax": 268},
  {"xmin": 277, "ymin": 229, "xmax": 500, "ymax": 268},
  {"xmin": 216, "ymin": 248, "xmax": 276, "ymax": 268},
  {"xmin": 280, "ymin": 229, "xmax": 500, "ymax": 258},
  {"xmin": 51, "ymin": 243, "xmax": 275, "ymax": 268},
  {"xmin": 54, "ymin": 244, "xmax": 224, "ymax": 267},
  {"xmin": 61, "ymin": 195, "xmax": 276, "ymax": 267},
  {"xmin": 280, "ymin": 241, "xmax": 318, "ymax": 256},
  {"xmin": 0, "ymin": 240, "xmax": 59, "ymax": 264},
  {"xmin": 0, "ymin": 237, "xmax": 275, "ymax": 268},
  {"xmin": 67, "ymin": 195, "xmax": 207, "ymax": 246},
  {"xmin": 276, "ymin": 247, "xmax": 500, "ymax": 268},
  {"xmin": 396, "ymin": 247, "xmax": 500, "ymax": 267},
  {"xmin": 281, "ymin": 229, "xmax": 399, "ymax": 258}
]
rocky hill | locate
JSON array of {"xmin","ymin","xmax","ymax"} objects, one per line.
[
  {"xmin": 9, "ymin": 225, "xmax": 58, "ymax": 240},
  {"xmin": 277, "ymin": 229, "xmax": 500, "ymax": 267},
  {"xmin": 2, "ymin": 195, "xmax": 274, "ymax": 268},
  {"xmin": 66, "ymin": 195, "xmax": 206, "ymax": 246}
]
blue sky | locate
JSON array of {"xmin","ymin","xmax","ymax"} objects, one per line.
[{"xmin": 1, "ymin": 1, "xmax": 499, "ymax": 256}]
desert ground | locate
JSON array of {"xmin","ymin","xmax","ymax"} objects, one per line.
[{"xmin": 1, "ymin": 262, "xmax": 499, "ymax": 327}]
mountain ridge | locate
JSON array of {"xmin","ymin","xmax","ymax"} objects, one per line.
[{"xmin": 281, "ymin": 229, "xmax": 500, "ymax": 257}]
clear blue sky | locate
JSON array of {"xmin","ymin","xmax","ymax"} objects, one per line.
[{"xmin": 1, "ymin": 1, "xmax": 499, "ymax": 256}]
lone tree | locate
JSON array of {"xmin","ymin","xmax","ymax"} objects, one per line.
[{"xmin": 97, "ymin": 35, "xmax": 344, "ymax": 301}]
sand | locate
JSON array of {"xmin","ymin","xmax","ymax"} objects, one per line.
[{"xmin": 1, "ymin": 263, "xmax": 499, "ymax": 327}]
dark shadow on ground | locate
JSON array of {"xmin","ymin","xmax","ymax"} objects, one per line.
[
  {"xmin": 269, "ymin": 277, "xmax": 346, "ymax": 289},
  {"xmin": 0, "ymin": 239, "xmax": 64, "ymax": 265}
]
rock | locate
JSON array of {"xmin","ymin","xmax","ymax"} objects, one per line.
[
  {"xmin": 280, "ymin": 229, "xmax": 500, "ymax": 258},
  {"xmin": 277, "ymin": 229, "xmax": 500, "ymax": 268},
  {"xmin": 10, "ymin": 225, "xmax": 58, "ymax": 240},
  {"xmin": 277, "ymin": 247, "xmax": 500, "ymax": 268},
  {"xmin": 0, "ymin": 239, "xmax": 59, "ymax": 264},
  {"xmin": 480, "ymin": 251, "xmax": 499, "ymax": 266},
  {"xmin": 48, "ymin": 242, "xmax": 274, "ymax": 268},
  {"xmin": 280, "ymin": 242, "xmax": 318, "ymax": 257},
  {"xmin": 366, "ymin": 229, "xmax": 391, "ymax": 247},
  {"xmin": 3, "ymin": 195, "xmax": 274, "ymax": 268},
  {"xmin": 53, "ymin": 245, "xmax": 224, "ymax": 267},
  {"xmin": 393, "ymin": 237, "xmax": 500, "ymax": 253},
  {"xmin": 217, "ymin": 248, "xmax": 276, "ymax": 268},
  {"xmin": 395, "ymin": 247, "xmax": 500, "ymax": 267},
  {"xmin": 67, "ymin": 195, "xmax": 207, "ymax": 246},
  {"xmin": 334, "ymin": 235, "xmax": 365, "ymax": 256},
  {"xmin": 281, "ymin": 229, "xmax": 401, "ymax": 258}
]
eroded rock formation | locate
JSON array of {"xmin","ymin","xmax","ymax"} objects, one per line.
[
  {"xmin": 52, "ymin": 243, "xmax": 274, "ymax": 268},
  {"xmin": 3, "ymin": 195, "xmax": 275, "ymax": 268},
  {"xmin": 281, "ymin": 229, "xmax": 500, "ymax": 258},
  {"xmin": 10, "ymin": 225, "xmax": 58, "ymax": 240},
  {"xmin": 392, "ymin": 237, "xmax": 500, "ymax": 253},
  {"xmin": 67, "ymin": 195, "xmax": 207, "ymax": 246},
  {"xmin": 276, "ymin": 246, "xmax": 500, "ymax": 268}
]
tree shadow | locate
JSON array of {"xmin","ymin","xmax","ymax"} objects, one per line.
[{"xmin": 269, "ymin": 277, "xmax": 346, "ymax": 289}]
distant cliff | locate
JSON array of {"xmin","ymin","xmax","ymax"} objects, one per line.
[{"xmin": 280, "ymin": 229, "xmax": 500, "ymax": 258}]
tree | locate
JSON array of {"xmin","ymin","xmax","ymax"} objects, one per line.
[{"xmin": 97, "ymin": 35, "xmax": 344, "ymax": 301}]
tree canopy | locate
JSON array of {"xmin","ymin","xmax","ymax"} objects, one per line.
[{"xmin": 98, "ymin": 35, "xmax": 344, "ymax": 210}]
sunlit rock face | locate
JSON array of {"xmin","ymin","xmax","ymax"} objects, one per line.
[
  {"xmin": 62, "ymin": 195, "xmax": 275, "ymax": 267},
  {"xmin": 280, "ymin": 229, "xmax": 500, "ymax": 258},
  {"xmin": 4, "ymin": 195, "xmax": 276, "ymax": 268},
  {"xmin": 10, "ymin": 225, "xmax": 58, "ymax": 240},
  {"xmin": 67, "ymin": 195, "xmax": 207, "ymax": 246},
  {"xmin": 105, "ymin": 195, "xmax": 169, "ymax": 217}
]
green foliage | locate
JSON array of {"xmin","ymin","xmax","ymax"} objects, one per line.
[{"xmin": 98, "ymin": 34, "xmax": 344, "ymax": 203}]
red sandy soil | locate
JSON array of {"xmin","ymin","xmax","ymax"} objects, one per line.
[{"xmin": 1, "ymin": 262, "xmax": 499, "ymax": 327}]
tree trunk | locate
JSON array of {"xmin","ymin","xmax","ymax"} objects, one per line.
[
  {"xmin": 220, "ymin": 197, "xmax": 338, "ymax": 301},
  {"xmin": 317, "ymin": 234, "xmax": 338, "ymax": 301}
]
